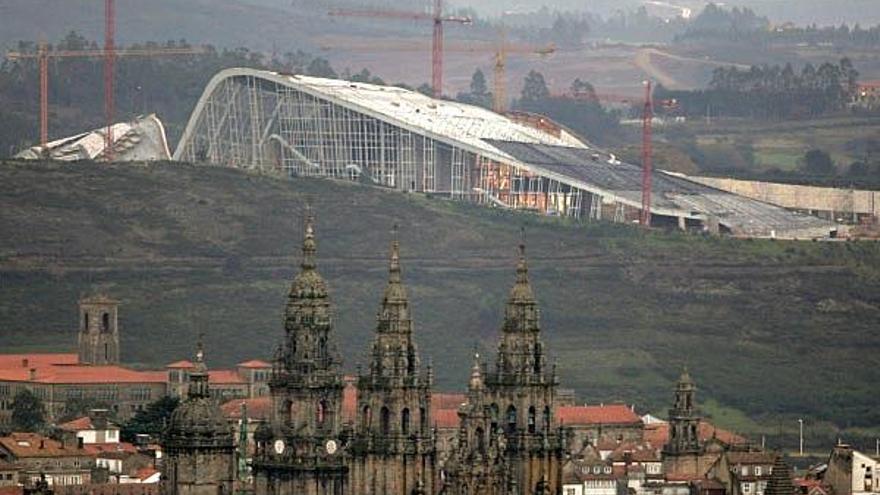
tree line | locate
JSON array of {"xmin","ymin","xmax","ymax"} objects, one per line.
[{"xmin": 655, "ymin": 58, "xmax": 861, "ymax": 120}]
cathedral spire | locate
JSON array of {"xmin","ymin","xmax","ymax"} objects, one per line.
[
  {"xmin": 508, "ymin": 228, "xmax": 535, "ymax": 304},
  {"xmin": 301, "ymin": 208, "xmax": 317, "ymax": 271},
  {"xmin": 188, "ymin": 334, "xmax": 210, "ymax": 399},
  {"xmin": 382, "ymin": 224, "xmax": 407, "ymax": 305},
  {"xmin": 468, "ymin": 353, "xmax": 484, "ymax": 392}
]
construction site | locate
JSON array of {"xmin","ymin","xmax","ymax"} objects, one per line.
[{"xmin": 6, "ymin": 0, "xmax": 874, "ymax": 240}]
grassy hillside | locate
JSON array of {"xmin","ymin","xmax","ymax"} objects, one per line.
[{"xmin": 1, "ymin": 161, "xmax": 879, "ymax": 450}]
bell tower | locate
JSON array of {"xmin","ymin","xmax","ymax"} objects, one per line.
[
  {"xmin": 664, "ymin": 368, "xmax": 701, "ymax": 455},
  {"xmin": 77, "ymin": 295, "xmax": 120, "ymax": 365}
]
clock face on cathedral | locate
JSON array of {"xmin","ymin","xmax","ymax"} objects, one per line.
[
  {"xmin": 273, "ymin": 439, "xmax": 285, "ymax": 455},
  {"xmin": 325, "ymin": 439, "xmax": 338, "ymax": 455}
]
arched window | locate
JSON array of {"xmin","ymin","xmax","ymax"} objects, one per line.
[
  {"xmin": 506, "ymin": 405, "xmax": 517, "ymax": 433},
  {"xmin": 362, "ymin": 405, "xmax": 371, "ymax": 429},
  {"xmin": 528, "ymin": 406, "xmax": 536, "ymax": 433},
  {"xmin": 533, "ymin": 345, "xmax": 541, "ymax": 374},
  {"xmin": 475, "ymin": 426, "xmax": 485, "ymax": 454},
  {"xmin": 489, "ymin": 403, "xmax": 499, "ymax": 434},
  {"xmin": 283, "ymin": 400, "xmax": 294, "ymax": 423},
  {"xmin": 401, "ymin": 408, "xmax": 410, "ymax": 435},
  {"xmin": 685, "ymin": 394, "xmax": 692, "ymax": 410},
  {"xmin": 317, "ymin": 400, "xmax": 327, "ymax": 426},
  {"xmin": 83, "ymin": 313, "xmax": 89, "ymax": 331},
  {"xmin": 104, "ymin": 343, "xmax": 109, "ymax": 361},
  {"xmin": 101, "ymin": 313, "xmax": 110, "ymax": 332},
  {"xmin": 380, "ymin": 406, "xmax": 390, "ymax": 435},
  {"xmin": 543, "ymin": 406, "xmax": 551, "ymax": 430}
]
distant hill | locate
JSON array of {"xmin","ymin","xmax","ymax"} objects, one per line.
[{"xmin": 1, "ymin": 161, "xmax": 879, "ymax": 448}]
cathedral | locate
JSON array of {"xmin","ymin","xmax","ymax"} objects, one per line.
[{"xmin": 164, "ymin": 211, "xmax": 564, "ymax": 495}]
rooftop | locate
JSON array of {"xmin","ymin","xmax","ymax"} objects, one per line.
[
  {"xmin": 0, "ymin": 433, "xmax": 91, "ymax": 458},
  {"xmin": 557, "ymin": 404, "xmax": 642, "ymax": 425},
  {"xmin": 58, "ymin": 416, "xmax": 119, "ymax": 432}
]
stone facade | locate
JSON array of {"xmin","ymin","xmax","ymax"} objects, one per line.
[
  {"xmin": 162, "ymin": 343, "xmax": 235, "ymax": 495},
  {"xmin": 78, "ymin": 296, "xmax": 120, "ymax": 366}
]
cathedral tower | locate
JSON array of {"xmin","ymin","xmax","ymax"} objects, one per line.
[
  {"xmin": 442, "ymin": 355, "xmax": 511, "ymax": 495},
  {"xmin": 253, "ymin": 211, "xmax": 348, "ymax": 495},
  {"xmin": 662, "ymin": 368, "xmax": 704, "ymax": 476},
  {"xmin": 451, "ymin": 235, "xmax": 564, "ymax": 494},
  {"xmin": 350, "ymin": 231, "xmax": 436, "ymax": 495},
  {"xmin": 77, "ymin": 295, "xmax": 120, "ymax": 365},
  {"xmin": 163, "ymin": 340, "xmax": 235, "ymax": 495}
]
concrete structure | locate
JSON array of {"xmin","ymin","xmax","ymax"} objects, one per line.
[
  {"xmin": 825, "ymin": 444, "xmax": 880, "ymax": 495},
  {"xmin": 174, "ymin": 69, "xmax": 837, "ymax": 239},
  {"xmin": 673, "ymin": 174, "xmax": 880, "ymax": 226},
  {"xmin": 15, "ymin": 115, "xmax": 171, "ymax": 162}
]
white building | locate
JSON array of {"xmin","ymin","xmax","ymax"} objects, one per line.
[{"xmin": 826, "ymin": 444, "xmax": 879, "ymax": 495}]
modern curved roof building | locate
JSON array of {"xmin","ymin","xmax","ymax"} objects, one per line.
[{"xmin": 174, "ymin": 68, "xmax": 837, "ymax": 239}]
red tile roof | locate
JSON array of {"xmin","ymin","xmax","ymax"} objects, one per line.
[
  {"xmin": 557, "ymin": 404, "xmax": 642, "ymax": 425},
  {"xmin": 0, "ymin": 433, "xmax": 92, "ymax": 458},
  {"xmin": 237, "ymin": 360, "xmax": 271, "ymax": 368},
  {"xmin": 433, "ymin": 409, "xmax": 461, "ymax": 429},
  {"xmin": 58, "ymin": 415, "xmax": 119, "ymax": 431},
  {"xmin": 165, "ymin": 360, "xmax": 194, "ymax": 369},
  {"xmin": 432, "ymin": 393, "xmax": 466, "ymax": 410},
  {"xmin": 136, "ymin": 467, "xmax": 160, "ymax": 482},
  {"xmin": 643, "ymin": 421, "xmax": 745, "ymax": 448},
  {"xmin": 0, "ymin": 353, "xmax": 79, "ymax": 369},
  {"xmin": 221, "ymin": 397, "xmax": 272, "ymax": 420},
  {"xmin": 83, "ymin": 442, "xmax": 138, "ymax": 457},
  {"xmin": 0, "ymin": 365, "xmax": 166, "ymax": 384},
  {"xmin": 0, "ymin": 486, "xmax": 22, "ymax": 495}
]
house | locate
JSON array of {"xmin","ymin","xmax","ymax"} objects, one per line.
[
  {"xmin": 558, "ymin": 404, "xmax": 644, "ymax": 449},
  {"xmin": 58, "ymin": 410, "xmax": 120, "ymax": 445},
  {"xmin": 0, "ymin": 433, "xmax": 93, "ymax": 486},
  {"xmin": 825, "ymin": 444, "xmax": 879, "ymax": 495},
  {"xmin": 0, "ymin": 460, "xmax": 18, "ymax": 487},
  {"xmin": 720, "ymin": 450, "xmax": 777, "ymax": 495}
]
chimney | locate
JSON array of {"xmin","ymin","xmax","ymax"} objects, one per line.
[
  {"xmin": 22, "ymin": 358, "xmax": 28, "ymax": 368},
  {"xmin": 39, "ymin": 439, "xmax": 45, "ymax": 449},
  {"xmin": 29, "ymin": 368, "xmax": 37, "ymax": 381}
]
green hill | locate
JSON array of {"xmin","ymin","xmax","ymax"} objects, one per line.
[{"xmin": 1, "ymin": 161, "xmax": 879, "ymax": 449}]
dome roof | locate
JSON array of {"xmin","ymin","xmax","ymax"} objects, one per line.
[{"xmin": 166, "ymin": 397, "xmax": 231, "ymax": 439}]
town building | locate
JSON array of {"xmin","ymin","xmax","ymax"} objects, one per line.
[
  {"xmin": 825, "ymin": 444, "xmax": 879, "ymax": 495},
  {"xmin": 0, "ymin": 433, "xmax": 93, "ymax": 487}
]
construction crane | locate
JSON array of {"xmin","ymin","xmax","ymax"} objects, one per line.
[
  {"xmin": 6, "ymin": 44, "xmax": 205, "ymax": 152},
  {"xmin": 329, "ymin": 0, "xmax": 471, "ymax": 97},
  {"xmin": 640, "ymin": 80, "xmax": 653, "ymax": 227}
]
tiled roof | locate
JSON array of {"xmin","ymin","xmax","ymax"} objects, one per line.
[
  {"xmin": 0, "ymin": 433, "xmax": 92, "ymax": 458},
  {"xmin": 433, "ymin": 409, "xmax": 461, "ymax": 429},
  {"xmin": 557, "ymin": 404, "xmax": 642, "ymax": 425},
  {"xmin": 237, "ymin": 360, "xmax": 271, "ymax": 368},
  {"xmin": 136, "ymin": 467, "xmax": 160, "ymax": 482},
  {"xmin": 0, "ymin": 365, "xmax": 166, "ymax": 384},
  {"xmin": 165, "ymin": 360, "xmax": 194, "ymax": 369},
  {"xmin": 0, "ymin": 353, "xmax": 79, "ymax": 369},
  {"xmin": 432, "ymin": 393, "xmax": 466, "ymax": 410},
  {"xmin": 0, "ymin": 487, "xmax": 22, "ymax": 495},
  {"xmin": 643, "ymin": 421, "xmax": 745, "ymax": 448},
  {"xmin": 58, "ymin": 415, "xmax": 120, "ymax": 432},
  {"xmin": 221, "ymin": 397, "xmax": 272, "ymax": 421},
  {"xmin": 84, "ymin": 442, "xmax": 138, "ymax": 457}
]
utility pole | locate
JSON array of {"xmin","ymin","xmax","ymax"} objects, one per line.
[{"xmin": 798, "ymin": 418, "xmax": 804, "ymax": 456}]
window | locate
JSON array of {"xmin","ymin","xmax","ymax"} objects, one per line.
[
  {"xmin": 102, "ymin": 313, "xmax": 110, "ymax": 332},
  {"xmin": 84, "ymin": 313, "xmax": 89, "ymax": 330},
  {"xmin": 528, "ymin": 406, "xmax": 536, "ymax": 434},
  {"xmin": 380, "ymin": 406, "xmax": 390, "ymax": 434},
  {"xmin": 743, "ymin": 483, "xmax": 752, "ymax": 494},
  {"xmin": 362, "ymin": 405, "xmax": 371, "ymax": 429},
  {"xmin": 755, "ymin": 466, "xmax": 762, "ymax": 476},
  {"xmin": 317, "ymin": 400, "xmax": 327, "ymax": 426},
  {"xmin": 506, "ymin": 405, "xmax": 517, "ymax": 433},
  {"xmin": 742, "ymin": 466, "xmax": 749, "ymax": 476},
  {"xmin": 401, "ymin": 408, "xmax": 410, "ymax": 435},
  {"xmin": 419, "ymin": 406, "xmax": 427, "ymax": 433},
  {"xmin": 566, "ymin": 489, "xmax": 576, "ymax": 495}
]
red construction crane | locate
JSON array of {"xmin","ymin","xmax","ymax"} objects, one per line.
[
  {"xmin": 329, "ymin": 0, "xmax": 471, "ymax": 97},
  {"xmin": 640, "ymin": 80, "xmax": 654, "ymax": 227},
  {"xmin": 6, "ymin": 45, "xmax": 205, "ymax": 152}
]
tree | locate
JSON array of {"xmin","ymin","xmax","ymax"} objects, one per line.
[
  {"xmin": 570, "ymin": 78, "xmax": 596, "ymax": 100},
  {"xmin": 11, "ymin": 389, "xmax": 46, "ymax": 432},
  {"xmin": 121, "ymin": 396, "xmax": 180, "ymax": 442},
  {"xmin": 802, "ymin": 149, "xmax": 836, "ymax": 175},
  {"xmin": 521, "ymin": 70, "xmax": 550, "ymax": 102},
  {"xmin": 306, "ymin": 57, "xmax": 336, "ymax": 78},
  {"xmin": 470, "ymin": 69, "xmax": 488, "ymax": 97}
]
